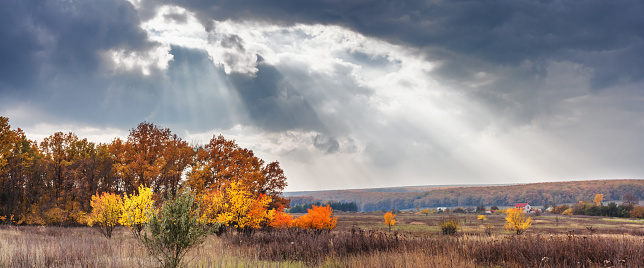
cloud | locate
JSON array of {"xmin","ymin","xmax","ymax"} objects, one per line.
[{"xmin": 2, "ymin": 0, "xmax": 644, "ymax": 190}]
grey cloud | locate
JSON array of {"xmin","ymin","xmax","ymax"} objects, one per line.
[
  {"xmin": 140, "ymin": 0, "xmax": 644, "ymax": 90},
  {"xmin": 228, "ymin": 58, "xmax": 324, "ymax": 132},
  {"xmin": 0, "ymin": 0, "xmax": 164, "ymax": 127},
  {"xmin": 313, "ymin": 134, "xmax": 339, "ymax": 154}
]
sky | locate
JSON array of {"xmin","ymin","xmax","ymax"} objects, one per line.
[{"xmin": 1, "ymin": 0, "xmax": 644, "ymax": 191}]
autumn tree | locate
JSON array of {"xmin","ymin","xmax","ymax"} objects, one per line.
[
  {"xmin": 294, "ymin": 204, "xmax": 337, "ymax": 232},
  {"xmin": 270, "ymin": 207, "xmax": 293, "ymax": 229},
  {"xmin": 111, "ymin": 122, "xmax": 194, "ymax": 197},
  {"xmin": 420, "ymin": 208, "xmax": 430, "ymax": 216},
  {"xmin": 200, "ymin": 182, "xmax": 272, "ymax": 233},
  {"xmin": 384, "ymin": 211, "xmax": 396, "ymax": 232},
  {"xmin": 188, "ymin": 135, "xmax": 288, "ymax": 209},
  {"xmin": 623, "ymin": 193, "xmax": 639, "ymax": 208},
  {"xmin": 121, "ymin": 185, "xmax": 155, "ymax": 236},
  {"xmin": 439, "ymin": 217, "xmax": 459, "ymax": 235},
  {"xmin": 594, "ymin": 194, "xmax": 604, "ymax": 206},
  {"xmin": 505, "ymin": 208, "xmax": 532, "ymax": 235},
  {"xmin": 87, "ymin": 192, "xmax": 123, "ymax": 238}
]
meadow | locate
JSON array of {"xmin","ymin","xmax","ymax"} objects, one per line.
[{"xmin": 1, "ymin": 212, "xmax": 644, "ymax": 267}]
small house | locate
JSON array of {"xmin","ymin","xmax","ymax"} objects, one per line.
[{"xmin": 514, "ymin": 203, "xmax": 531, "ymax": 213}]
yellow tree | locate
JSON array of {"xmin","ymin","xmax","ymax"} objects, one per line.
[
  {"xmin": 505, "ymin": 208, "xmax": 532, "ymax": 235},
  {"xmin": 200, "ymin": 182, "xmax": 272, "ymax": 232},
  {"xmin": 384, "ymin": 211, "xmax": 396, "ymax": 232},
  {"xmin": 594, "ymin": 194, "xmax": 604, "ymax": 206},
  {"xmin": 120, "ymin": 185, "xmax": 155, "ymax": 236},
  {"xmin": 87, "ymin": 192, "xmax": 123, "ymax": 238},
  {"xmin": 420, "ymin": 208, "xmax": 430, "ymax": 216}
]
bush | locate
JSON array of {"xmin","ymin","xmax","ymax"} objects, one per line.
[
  {"xmin": 439, "ymin": 217, "xmax": 460, "ymax": 235},
  {"xmin": 553, "ymin": 204, "xmax": 570, "ymax": 214},
  {"xmin": 139, "ymin": 189, "xmax": 210, "ymax": 268}
]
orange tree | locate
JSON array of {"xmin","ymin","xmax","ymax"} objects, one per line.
[
  {"xmin": 294, "ymin": 204, "xmax": 337, "ymax": 232},
  {"xmin": 187, "ymin": 135, "xmax": 288, "ymax": 209},
  {"xmin": 505, "ymin": 208, "xmax": 532, "ymax": 235},
  {"xmin": 270, "ymin": 206, "xmax": 293, "ymax": 229},
  {"xmin": 87, "ymin": 192, "xmax": 123, "ymax": 238},
  {"xmin": 384, "ymin": 211, "xmax": 396, "ymax": 232}
]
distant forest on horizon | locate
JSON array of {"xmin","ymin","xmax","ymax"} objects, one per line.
[{"xmin": 289, "ymin": 179, "xmax": 644, "ymax": 212}]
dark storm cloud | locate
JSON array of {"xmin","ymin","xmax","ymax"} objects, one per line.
[
  {"xmin": 228, "ymin": 58, "xmax": 324, "ymax": 132},
  {"xmin": 139, "ymin": 0, "xmax": 644, "ymax": 93},
  {"xmin": 0, "ymin": 0, "xmax": 162, "ymax": 128}
]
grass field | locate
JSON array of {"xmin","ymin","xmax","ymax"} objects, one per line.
[{"xmin": 1, "ymin": 212, "xmax": 644, "ymax": 267}]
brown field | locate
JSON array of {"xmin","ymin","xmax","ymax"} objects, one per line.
[{"xmin": 2, "ymin": 212, "xmax": 644, "ymax": 267}]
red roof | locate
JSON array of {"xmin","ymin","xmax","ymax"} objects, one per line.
[{"xmin": 515, "ymin": 203, "xmax": 529, "ymax": 208}]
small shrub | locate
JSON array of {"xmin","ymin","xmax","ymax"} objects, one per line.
[{"xmin": 439, "ymin": 217, "xmax": 459, "ymax": 235}]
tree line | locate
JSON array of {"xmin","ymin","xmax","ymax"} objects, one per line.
[
  {"xmin": 288, "ymin": 201, "xmax": 358, "ymax": 213},
  {"xmin": 0, "ymin": 116, "xmax": 288, "ymax": 225},
  {"xmin": 290, "ymin": 180, "xmax": 644, "ymax": 212}
]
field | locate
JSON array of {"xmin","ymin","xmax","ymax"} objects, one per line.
[{"xmin": 2, "ymin": 212, "xmax": 644, "ymax": 267}]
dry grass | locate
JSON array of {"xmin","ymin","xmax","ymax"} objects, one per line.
[{"xmin": 2, "ymin": 213, "xmax": 644, "ymax": 267}]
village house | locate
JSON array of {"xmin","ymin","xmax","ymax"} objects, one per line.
[{"xmin": 514, "ymin": 203, "xmax": 532, "ymax": 213}]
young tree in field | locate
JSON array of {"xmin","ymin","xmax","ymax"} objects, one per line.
[
  {"xmin": 420, "ymin": 208, "xmax": 430, "ymax": 216},
  {"xmin": 87, "ymin": 192, "xmax": 123, "ymax": 238},
  {"xmin": 140, "ymin": 188, "xmax": 210, "ymax": 268},
  {"xmin": 384, "ymin": 211, "xmax": 396, "ymax": 232},
  {"xmin": 439, "ymin": 217, "xmax": 459, "ymax": 235},
  {"xmin": 477, "ymin": 215, "xmax": 487, "ymax": 222},
  {"xmin": 505, "ymin": 208, "xmax": 532, "ymax": 235},
  {"xmin": 594, "ymin": 194, "xmax": 604, "ymax": 206},
  {"xmin": 120, "ymin": 185, "xmax": 155, "ymax": 236},
  {"xmin": 294, "ymin": 204, "xmax": 338, "ymax": 232}
]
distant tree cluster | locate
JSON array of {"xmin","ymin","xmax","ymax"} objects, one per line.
[
  {"xmin": 288, "ymin": 202, "xmax": 358, "ymax": 213},
  {"xmin": 551, "ymin": 193, "xmax": 642, "ymax": 218},
  {"xmin": 0, "ymin": 116, "xmax": 289, "ymax": 226}
]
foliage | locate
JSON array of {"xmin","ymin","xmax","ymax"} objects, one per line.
[
  {"xmin": 384, "ymin": 211, "xmax": 396, "ymax": 231},
  {"xmin": 293, "ymin": 204, "xmax": 338, "ymax": 231},
  {"xmin": 562, "ymin": 208, "xmax": 573, "ymax": 215},
  {"xmin": 623, "ymin": 192, "xmax": 639, "ymax": 208},
  {"xmin": 505, "ymin": 208, "xmax": 532, "ymax": 235},
  {"xmin": 269, "ymin": 207, "xmax": 293, "ymax": 229},
  {"xmin": 140, "ymin": 188, "xmax": 210, "ymax": 268},
  {"xmin": 420, "ymin": 208, "xmax": 430, "ymax": 216},
  {"xmin": 120, "ymin": 185, "xmax": 155, "ymax": 236},
  {"xmin": 439, "ymin": 217, "xmax": 459, "ymax": 235},
  {"xmin": 87, "ymin": 192, "xmax": 123, "ymax": 238},
  {"xmin": 200, "ymin": 182, "xmax": 272, "ymax": 232},
  {"xmin": 288, "ymin": 201, "xmax": 358, "ymax": 213},
  {"xmin": 594, "ymin": 194, "xmax": 603, "ymax": 206},
  {"xmin": 452, "ymin": 207, "xmax": 466, "ymax": 213},
  {"xmin": 187, "ymin": 135, "xmax": 288, "ymax": 209},
  {"xmin": 477, "ymin": 215, "xmax": 487, "ymax": 221},
  {"xmin": 553, "ymin": 204, "xmax": 570, "ymax": 214},
  {"xmin": 630, "ymin": 206, "xmax": 644, "ymax": 218}
]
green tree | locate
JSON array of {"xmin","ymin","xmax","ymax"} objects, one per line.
[{"xmin": 140, "ymin": 188, "xmax": 210, "ymax": 268}]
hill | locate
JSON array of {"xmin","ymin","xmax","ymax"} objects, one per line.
[{"xmin": 285, "ymin": 179, "xmax": 644, "ymax": 212}]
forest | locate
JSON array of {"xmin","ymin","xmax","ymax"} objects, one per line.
[
  {"xmin": 0, "ymin": 116, "xmax": 288, "ymax": 225},
  {"xmin": 289, "ymin": 180, "xmax": 644, "ymax": 212}
]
